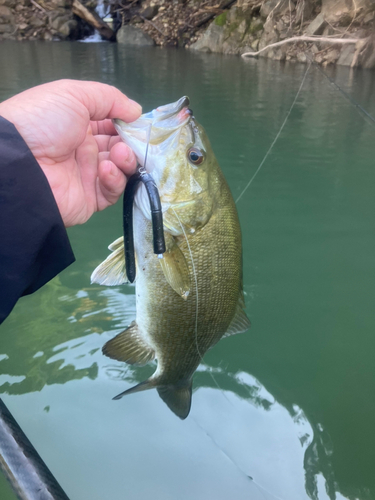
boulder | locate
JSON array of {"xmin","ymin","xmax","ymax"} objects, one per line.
[
  {"xmin": 116, "ymin": 25, "xmax": 154, "ymax": 46},
  {"xmin": 189, "ymin": 23, "xmax": 224, "ymax": 53},
  {"xmin": 48, "ymin": 11, "xmax": 77, "ymax": 38},
  {"xmin": 29, "ymin": 15, "xmax": 46, "ymax": 28},
  {"xmin": 0, "ymin": 5, "xmax": 13, "ymax": 22},
  {"xmin": 140, "ymin": 5, "xmax": 159, "ymax": 20}
]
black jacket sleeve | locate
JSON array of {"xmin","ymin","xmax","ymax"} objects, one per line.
[{"xmin": 0, "ymin": 116, "xmax": 75, "ymax": 324}]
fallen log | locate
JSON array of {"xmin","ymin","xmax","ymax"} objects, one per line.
[
  {"xmin": 72, "ymin": 0, "xmax": 115, "ymax": 40},
  {"xmin": 242, "ymin": 36, "xmax": 364, "ymax": 58}
]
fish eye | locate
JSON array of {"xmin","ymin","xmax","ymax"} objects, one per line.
[{"xmin": 187, "ymin": 147, "xmax": 205, "ymax": 166}]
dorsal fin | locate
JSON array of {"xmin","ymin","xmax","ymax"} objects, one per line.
[
  {"xmin": 103, "ymin": 321, "xmax": 155, "ymax": 365},
  {"xmin": 223, "ymin": 293, "xmax": 251, "ymax": 337}
]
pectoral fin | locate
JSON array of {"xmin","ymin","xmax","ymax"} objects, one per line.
[
  {"xmin": 224, "ymin": 293, "xmax": 251, "ymax": 337},
  {"xmin": 103, "ymin": 321, "xmax": 155, "ymax": 365},
  {"xmin": 91, "ymin": 236, "xmax": 129, "ymax": 286},
  {"xmin": 157, "ymin": 381, "xmax": 193, "ymax": 420},
  {"xmin": 159, "ymin": 237, "xmax": 190, "ymax": 299}
]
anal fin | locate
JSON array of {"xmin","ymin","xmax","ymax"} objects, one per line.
[{"xmin": 103, "ymin": 321, "xmax": 155, "ymax": 365}]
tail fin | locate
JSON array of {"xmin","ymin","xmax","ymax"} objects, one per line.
[
  {"xmin": 157, "ymin": 382, "xmax": 192, "ymax": 420},
  {"xmin": 113, "ymin": 378, "xmax": 193, "ymax": 420}
]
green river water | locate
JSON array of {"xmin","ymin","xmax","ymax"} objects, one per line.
[{"xmin": 0, "ymin": 41, "xmax": 375, "ymax": 500}]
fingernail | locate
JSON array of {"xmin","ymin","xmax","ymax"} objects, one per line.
[
  {"xmin": 128, "ymin": 98, "xmax": 142, "ymax": 114},
  {"xmin": 111, "ymin": 165, "xmax": 119, "ymax": 177}
]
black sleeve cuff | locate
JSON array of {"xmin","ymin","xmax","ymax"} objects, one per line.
[{"xmin": 0, "ymin": 116, "xmax": 75, "ymax": 323}]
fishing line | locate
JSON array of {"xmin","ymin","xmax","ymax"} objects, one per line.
[
  {"xmin": 191, "ymin": 413, "xmax": 286, "ymax": 500},
  {"xmin": 307, "ymin": 55, "xmax": 375, "ymax": 127},
  {"xmin": 235, "ymin": 61, "xmax": 312, "ymax": 204},
  {"xmin": 171, "ymin": 208, "xmax": 200, "ymax": 358},
  {"xmin": 171, "ymin": 208, "xmax": 232, "ymax": 403},
  {"xmin": 123, "ymin": 123, "xmax": 166, "ymax": 282}
]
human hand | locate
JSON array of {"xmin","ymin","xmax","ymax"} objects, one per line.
[{"xmin": 0, "ymin": 79, "xmax": 142, "ymax": 227}]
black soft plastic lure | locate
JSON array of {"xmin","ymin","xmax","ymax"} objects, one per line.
[{"xmin": 123, "ymin": 166, "xmax": 166, "ymax": 283}]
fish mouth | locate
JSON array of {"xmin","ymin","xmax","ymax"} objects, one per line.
[
  {"xmin": 113, "ymin": 96, "xmax": 192, "ymax": 147},
  {"xmin": 154, "ymin": 96, "xmax": 190, "ymax": 123}
]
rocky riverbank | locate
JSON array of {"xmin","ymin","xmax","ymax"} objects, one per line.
[{"xmin": 0, "ymin": 0, "xmax": 374, "ymax": 68}]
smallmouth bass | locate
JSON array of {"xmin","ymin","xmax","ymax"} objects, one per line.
[{"xmin": 91, "ymin": 97, "xmax": 250, "ymax": 419}]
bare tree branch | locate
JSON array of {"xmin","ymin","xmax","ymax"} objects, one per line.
[{"xmin": 242, "ymin": 36, "xmax": 365, "ymax": 58}]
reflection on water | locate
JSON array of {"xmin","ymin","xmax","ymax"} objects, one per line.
[
  {"xmin": 1, "ymin": 41, "xmax": 375, "ymax": 500},
  {"xmin": 0, "ymin": 275, "xmax": 362, "ymax": 500}
]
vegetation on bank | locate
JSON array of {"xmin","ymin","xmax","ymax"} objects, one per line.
[{"xmin": 0, "ymin": 0, "xmax": 374, "ymax": 67}]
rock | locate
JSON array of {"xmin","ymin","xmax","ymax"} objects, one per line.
[
  {"xmin": 295, "ymin": 0, "xmax": 314, "ymax": 24},
  {"xmin": 260, "ymin": 0, "xmax": 290, "ymax": 19},
  {"xmin": 322, "ymin": 25, "xmax": 335, "ymax": 36},
  {"xmin": 358, "ymin": 35, "xmax": 375, "ymax": 69},
  {"xmin": 0, "ymin": 23, "xmax": 12, "ymax": 32},
  {"xmin": 258, "ymin": 16, "xmax": 279, "ymax": 51},
  {"xmin": 59, "ymin": 19, "xmax": 77, "ymax": 38},
  {"xmin": 249, "ymin": 17, "xmax": 263, "ymax": 35},
  {"xmin": 49, "ymin": 0, "xmax": 70, "ymax": 7},
  {"xmin": 43, "ymin": 30, "xmax": 54, "ymax": 41},
  {"xmin": 140, "ymin": 5, "xmax": 159, "ymax": 20},
  {"xmin": 324, "ymin": 48, "xmax": 340, "ymax": 64},
  {"xmin": 321, "ymin": 0, "xmax": 373, "ymax": 23},
  {"xmin": 29, "ymin": 15, "xmax": 46, "ymax": 28},
  {"xmin": 363, "ymin": 11, "xmax": 374, "ymax": 23},
  {"xmin": 226, "ymin": 6, "xmax": 238, "ymax": 24},
  {"xmin": 305, "ymin": 12, "xmax": 326, "ymax": 35},
  {"xmin": 116, "ymin": 25, "xmax": 154, "ymax": 46},
  {"xmin": 251, "ymin": 38, "xmax": 259, "ymax": 50},
  {"xmin": 189, "ymin": 22, "xmax": 224, "ymax": 53},
  {"xmin": 0, "ymin": 5, "xmax": 13, "ymax": 22},
  {"xmin": 48, "ymin": 11, "xmax": 77, "ymax": 38},
  {"xmin": 336, "ymin": 43, "xmax": 355, "ymax": 66}
]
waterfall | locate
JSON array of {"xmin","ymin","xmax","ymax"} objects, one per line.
[{"xmin": 80, "ymin": 0, "xmax": 111, "ymax": 43}]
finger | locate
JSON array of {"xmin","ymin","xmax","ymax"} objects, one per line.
[
  {"xmin": 95, "ymin": 135, "xmax": 121, "ymax": 153},
  {"xmin": 97, "ymin": 160, "xmax": 127, "ymax": 207},
  {"xmin": 68, "ymin": 80, "xmax": 142, "ymax": 123},
  {"xmin": 109, "ymin": 142, "xmax": 138, "ymax": 176},
  {"xmin": 98, "ymin": 151, "xmax": 110, "ymax": 163},
  {"xmin": 91, "ymin": 119, "xmax": 118, "ymax": 136}
]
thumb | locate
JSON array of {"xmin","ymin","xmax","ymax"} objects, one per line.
[{"xmin": 66, "ymin": 80, "xmax": 142, "ymax": 123}]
